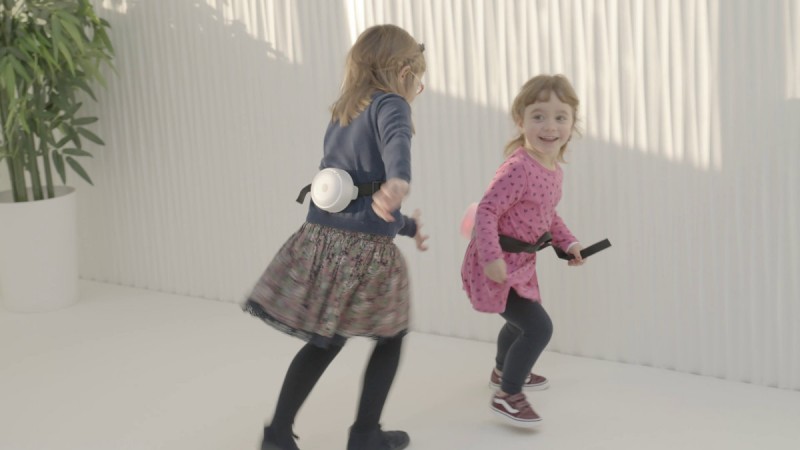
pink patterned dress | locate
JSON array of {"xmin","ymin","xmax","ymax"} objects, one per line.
[{"xmin": 461, "ymin": 147, "xmax": 577, "ymax": 313}]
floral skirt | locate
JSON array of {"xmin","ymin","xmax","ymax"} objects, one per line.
[{"xmin": 243, "ymin": 222, "xmax": 410, "ymax": 348}]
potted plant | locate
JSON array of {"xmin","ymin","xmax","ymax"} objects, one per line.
[{"xmin": 0, "ymin": 0, "xmax": 113, "ymax": 312}]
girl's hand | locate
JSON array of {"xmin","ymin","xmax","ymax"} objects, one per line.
[
  {"xmin": 412, "ymin": 209, "xmax": 429, "ymax": 251},
  {"xmin": 484, "ymin": 258, "xmax": 508, "ymax": 283},
  {"xmin": 372, "ymin": 178, "xmax": 410, "ymax": 222},
  {"xmin": 567, "ymin": 244, "xmax": 585, "ymax": 266}
]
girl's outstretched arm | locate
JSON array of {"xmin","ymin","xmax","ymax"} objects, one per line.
[{"xmin": 411, "ymin": 209, "xmax": 429, "ymax": 251}]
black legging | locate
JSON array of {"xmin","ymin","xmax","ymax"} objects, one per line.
[
  {"xmin": 495, "ymin": 289, "xmax": 553, "ymax": 394},
  {"xmin": 269, "ymin": 335, "xmax": 404, "ymax": 436}
]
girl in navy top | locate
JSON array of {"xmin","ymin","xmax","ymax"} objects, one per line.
[{"xmin": 244, "ymin": 24, "xmax": 428, "ymax": 450}]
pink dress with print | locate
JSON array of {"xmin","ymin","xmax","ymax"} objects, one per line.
[{"xmin": 461, "ymin": 147, "xmax": 577, "ymax": 313}]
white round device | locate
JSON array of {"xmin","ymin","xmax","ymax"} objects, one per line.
[{"xmin": 310, "ymin": 168, "xmax": 359, "ymax": 213}]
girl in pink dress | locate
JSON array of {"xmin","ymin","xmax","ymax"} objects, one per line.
[{"xmin": 461, "ymin": 74, "xmax": 585, "ymax": 427}]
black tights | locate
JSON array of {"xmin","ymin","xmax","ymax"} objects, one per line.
[
  {"xmin": 496, "ymin": 289, "xmax": 553, "ymax": 394},
  {"xmin": 269, "ymin": 335, "xmax": 404, "ymax": 436}
]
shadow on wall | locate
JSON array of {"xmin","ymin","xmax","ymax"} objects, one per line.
[
  {"xmin": 410, "ymin": 0, "xmax": 800, "ymax": 390},
  {"xmin": 539, "ymin": 1, "xmax": 798, "ymax": 387},
  {"xmin": 77, "ymin": 0, "xmax": 351, "ymax": 294}
]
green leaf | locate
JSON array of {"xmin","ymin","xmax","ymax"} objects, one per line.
[
  {"xmin": 55, "ymin": 135, "xmax": 72, "ymax": 148},
  {"xmin": 17, "ymin": 112, "xmax": 32, "ymax": 134},
  {"xmin": 78, "ymin": 59, "xmax": 100, "ymax": 82},
  {"xmin": 4, "ymin": 103, "xmax": 20, "ymax": 136},
  {"xmin": 96, "ymin": 24, "xmax": 115, "ymax": 53},
  {"xmin": 66, "ymin": 156, "xmax": 93, "ymax": 185},
  {"xmin": 43, "ymin": 131, "xmax": 59, "ymax": 147},
  {"xmin": 56, "ymin": 41, "xmax": 75, "ymax": 73},
  {"xmin": 92, "ymin": 67, "xmax": 108, "ymax": 87},
  {"xmin": 62, "ymin": 101, "xmax": 82, "ymax": 119},
  {"xmin": 34, "ymin": 32, "xmax": 59, "ymax": 69},
  {"xmin": 9, "ymin": 57, "xmax": 34, "ymax": 84},
  {"xmin": 59, "ymin": 15, "xmax": 86, "ymax": 52},
  {"xmin": 72, "ymin": 77, "xmax": 97, "ymax": 101},
  {"xmin": 77, "ymin": 127, "xmax": 104, "ymax": 145},
  {"xmin": 53, "ymin": 151, "xmax": 66, "ymax": 183},
  {"xmin": 62, "ymin": 147, "xmax": 93, "ymax": 158},
  {"xmin": 7, "ymin": 46, "xmax": 33, "ymax": 66},
  {"xmin": 60, "ymin": 123, "xmax": 81, "ymax": 147},
  {"xmin": 73, "ymin": 116, "xmax": 98, "ymax": 126},
  {"xmin": 2, "ymin": 64, "xmax": 16, "ymax": 103},
  {"xmin": 52, "ymin": 17, "xmax": 63, "ymax": 57}
]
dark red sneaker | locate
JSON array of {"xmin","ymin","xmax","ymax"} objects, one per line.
[
  {"xmin": 490, "ymin": 368, "xmax": 549, "ymax": 391},
  {"xmin": 490, "ymin": 392, "xmax": 542, "ymax": 427}
]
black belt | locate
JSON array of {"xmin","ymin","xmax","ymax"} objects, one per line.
[
  {"xmin": 499, "ymin": 232, "xmax": 612, "ymax": 260},
  {"xmin": 498, "ymin": 232, "xmax": 553, "ymax": 253},
  {"xmin": 295, "ymin": 180, "xmax": 384, "ymax": 204}
]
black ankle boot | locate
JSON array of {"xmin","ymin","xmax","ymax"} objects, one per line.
[
  {"xmin": 261, "ymin": 426, "xmax": 300, "ymax": 450},
  {"xmin": 347, "ymin": 425, "xmax": 409, "ymax": 450}
]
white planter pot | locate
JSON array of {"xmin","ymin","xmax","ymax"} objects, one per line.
[{"xmin": 0, "ymin": 186, "xmax": 78, "ymax": 313}]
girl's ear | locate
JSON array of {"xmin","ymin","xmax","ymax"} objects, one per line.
[{"xmin": 399, "ymin": 65, "xmax": 412, "ymax": 79}]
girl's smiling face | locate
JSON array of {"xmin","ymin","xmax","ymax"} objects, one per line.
[{"xmin": 517, "ymin": 95, "xmax": 575, "ymax": 166}]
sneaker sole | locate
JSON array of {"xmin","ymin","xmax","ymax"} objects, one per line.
[
  {"xmin": 489, "ymin": 380, "xmax": 550, "ymax": 391},
  {"xmin": 490, "ymin": 407, "xmax": 543, "ymax": 428}
]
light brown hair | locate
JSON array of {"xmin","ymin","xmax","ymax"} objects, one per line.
[{"xmin": 330, "ymin": 24, "xmax": 426, "ymax": 126}]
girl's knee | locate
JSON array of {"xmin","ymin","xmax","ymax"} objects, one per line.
[
  {"xmin": 541, "ymin": 321, "xmax": 554, "ymax": 342},
  {"xmin": 520, "ymin": 319, "xmax": 552, "ymax": 344}
]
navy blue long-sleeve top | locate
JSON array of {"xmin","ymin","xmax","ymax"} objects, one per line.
[{"xmin": 306, "ymin": 92, "xmax": 418, "ymax": 238}]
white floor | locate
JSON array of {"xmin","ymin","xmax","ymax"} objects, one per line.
[{"xmin": 2, "ymin": 282, "xmax": 799, "ymax": 450}]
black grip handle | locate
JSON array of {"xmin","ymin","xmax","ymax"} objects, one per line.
[{"xmin": 554, "ymin": 239, "xmax": 612, "ymax": 260}]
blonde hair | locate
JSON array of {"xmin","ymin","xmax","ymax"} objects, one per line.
[
  {"xmin": 330, "ymin": 24, "xmax": 426, "ymax": 126},
  {"xmin": 504, "ymin": 74, "xmax": 581, "ymax": 161}
]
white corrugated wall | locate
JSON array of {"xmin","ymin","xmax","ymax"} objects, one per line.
[{"xmin": 3, "ymin": 0, "xmax": 796, "ymax": 390}]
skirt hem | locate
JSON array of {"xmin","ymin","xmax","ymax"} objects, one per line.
[{"xmin": 243, "ymin": 299, "xmax": 407, "ymax": 349}]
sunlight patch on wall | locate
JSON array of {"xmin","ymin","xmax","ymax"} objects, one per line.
[
  {"xmin": 343, "ymin": 0, "xmax": 722, "ymax": 171},
  {"xmin": 345, "ymin": 0, "xmax": 368, "ymax": 43},
  {"xmin": 344, "ymin": 0, "xmax": 509, "ymax": 111},
  {"xmin": 100, "ymin": 0, "xmax": 128, "ymax": 14},
  {"xmin": 787, "ymin": 0, "xmax": 800, "ymax": 99},
  {"xmin": 572, "ymin": 0, "xmax": 722, "ymax": 171},
  {"xmin": 202, "ymin": 0, "xmax": 303, "ymax": 63},
  {"xmin": 344, "ymin": 0, "xmax": 419, "ymax": 44}
]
